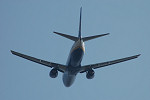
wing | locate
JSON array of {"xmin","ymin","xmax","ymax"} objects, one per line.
[
  {"xmin": 80, "ymin": 54, "xmax": 140, "ymax": 73},
  {"xmin": 11, "ymin": 50, "xmax": 66, "ymax": 72}
]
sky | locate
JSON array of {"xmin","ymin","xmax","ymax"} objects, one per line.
[{"xmin": 0, "ymin": 0, "xmax": 150, "ymax": 100}]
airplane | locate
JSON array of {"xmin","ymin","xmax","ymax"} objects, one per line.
[{"xmin": 11, "ymin": 7, "xmax": 140, "ymax": 87}]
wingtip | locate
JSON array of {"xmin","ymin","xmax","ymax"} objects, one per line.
[
  {"xmin": 106, "ymin": 33, "xmax": 110, "ymax": 35},
  {"xmin": 53, "ymin": 31, "xmax": 59, "ymax": 35},
  {"xmin": 10, "ymin": 50, "xmax": 15, "ymax": 54},
  {"xmin": 133, "ymin": 54, "xmax": 141, "ymax": 58},
  {"xmin": 103, "ymin": 33, "xmax": 110, "ymax": 36},
  {"xmin": 137, "ymin": 54, "xmax": 141, "ymax": 57},
  {"xmin": 53, "ymin": 31, "xmax": 56, "ymax": 33},
  {"xmin": 10, "ymin": 50, "xmax": 13, "ymax": 53}
]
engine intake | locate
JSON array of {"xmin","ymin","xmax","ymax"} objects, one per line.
[
  {"xmin": 49, "ymin": 68, "xmax": 58, "ymax": 78},
  {"xmin": 86, "ymin": 69, "xmax": 95, "ymax": 79}
]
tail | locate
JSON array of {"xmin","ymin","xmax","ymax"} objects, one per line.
[
  {"xmin": 77, "ymin": 7, "xmax": 110, "ymax": 41},
  {"xmin": 78, "ymin": 7, "xmax": 82, "ymax": 39},
  {"xmin": 53, "ymin": 7, "xmax": 110, "ymax": 42}
]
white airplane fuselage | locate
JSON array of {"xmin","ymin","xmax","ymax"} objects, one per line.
[{"xmin": 63, "ymin": 39, "xmax": 85, "ymax": 87}]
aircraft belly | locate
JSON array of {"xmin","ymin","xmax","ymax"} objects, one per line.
[
  {"xmin": 63, "ymin": 71, "xmax": 76, "ymax": 87},
  {"xmin": 69, "ymin": 48, "xmax": 84, "ymax": 67}
]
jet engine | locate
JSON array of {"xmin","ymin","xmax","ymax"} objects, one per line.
[
  {"xmin": 49, "ymin": 68, "xmax": 58, "ymax": 78},
  {"xmin": 86, "ymin": 69, "xmax": 95, "ymax": 79}
]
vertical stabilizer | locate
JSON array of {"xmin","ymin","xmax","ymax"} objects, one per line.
[{"xmin": 78, "ymin": 7, "xmax": 82, "ymax": 39}]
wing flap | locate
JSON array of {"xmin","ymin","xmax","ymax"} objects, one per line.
[
  {"xmin": 11, "ymin": 50, "xmax": 66, "ymax": 72},
  {"xmin": 80, "ymin": 54, "xmax": 140, "ymax": 73}
]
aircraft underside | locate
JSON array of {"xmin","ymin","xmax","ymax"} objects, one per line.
[{"xmin": 11, "ymin": 7, "xmax": 140, "ymax": 87}]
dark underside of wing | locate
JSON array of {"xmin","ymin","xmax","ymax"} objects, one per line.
[
  {"xmin": 11, "ymin": 50, "xmax": 66, "ymax": 72},
  {"xmin": 80, "ymin": 54, "xmax": 140, "ymax": 73}
]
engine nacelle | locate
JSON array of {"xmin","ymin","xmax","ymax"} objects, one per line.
[
  {"xmin": 49, "ymin": 68, "xmax": 58, "ymax": 78},
  {"xmin": 86, "ymin": 69, "xmax": 95, "ymax": 79}
]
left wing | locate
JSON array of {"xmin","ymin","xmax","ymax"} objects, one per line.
[
  {"xmin": 80, "ymin": 54, "xmax": 140, "ymax": 73},
  {"xmin": 11, "ymin": 50, "xmax": 66, "ymax": 72}
]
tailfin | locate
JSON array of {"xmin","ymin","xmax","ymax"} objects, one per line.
[
  {"xmin": 53, "ymin": 7, "xmax": 110, "ymax": 42},
  {"xmin": 53, "ymin": 7, "xmax": 82, "ymax": 42},
  {"xmin": 78, "ymin": 7, "xmax": 82, "ymax": 39},
  {"xmin": 78, "ymin": 7, "xmax": 110, "ymax": 42}
]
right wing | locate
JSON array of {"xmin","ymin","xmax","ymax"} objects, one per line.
[
  {"xmin": 11, "ymin": 50, "xmax": 66, "ymax": 72},
  {"xmin": 80, "ymin": 54, "xmax": 140, "ymax": 73}
]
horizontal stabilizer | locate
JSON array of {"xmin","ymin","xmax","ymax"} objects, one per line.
[
  {"xmin": 82, "ymin": 33, "xmax": 110, "ymax": 42},
  {"xmin": 53, "ymin": 32, "xmax": 78, "ymax": 41}
]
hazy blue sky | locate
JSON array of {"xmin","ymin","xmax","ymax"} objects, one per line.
[{"xmin": 0, "ymin": 0, "xmax": 150, "ymax": 100}]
